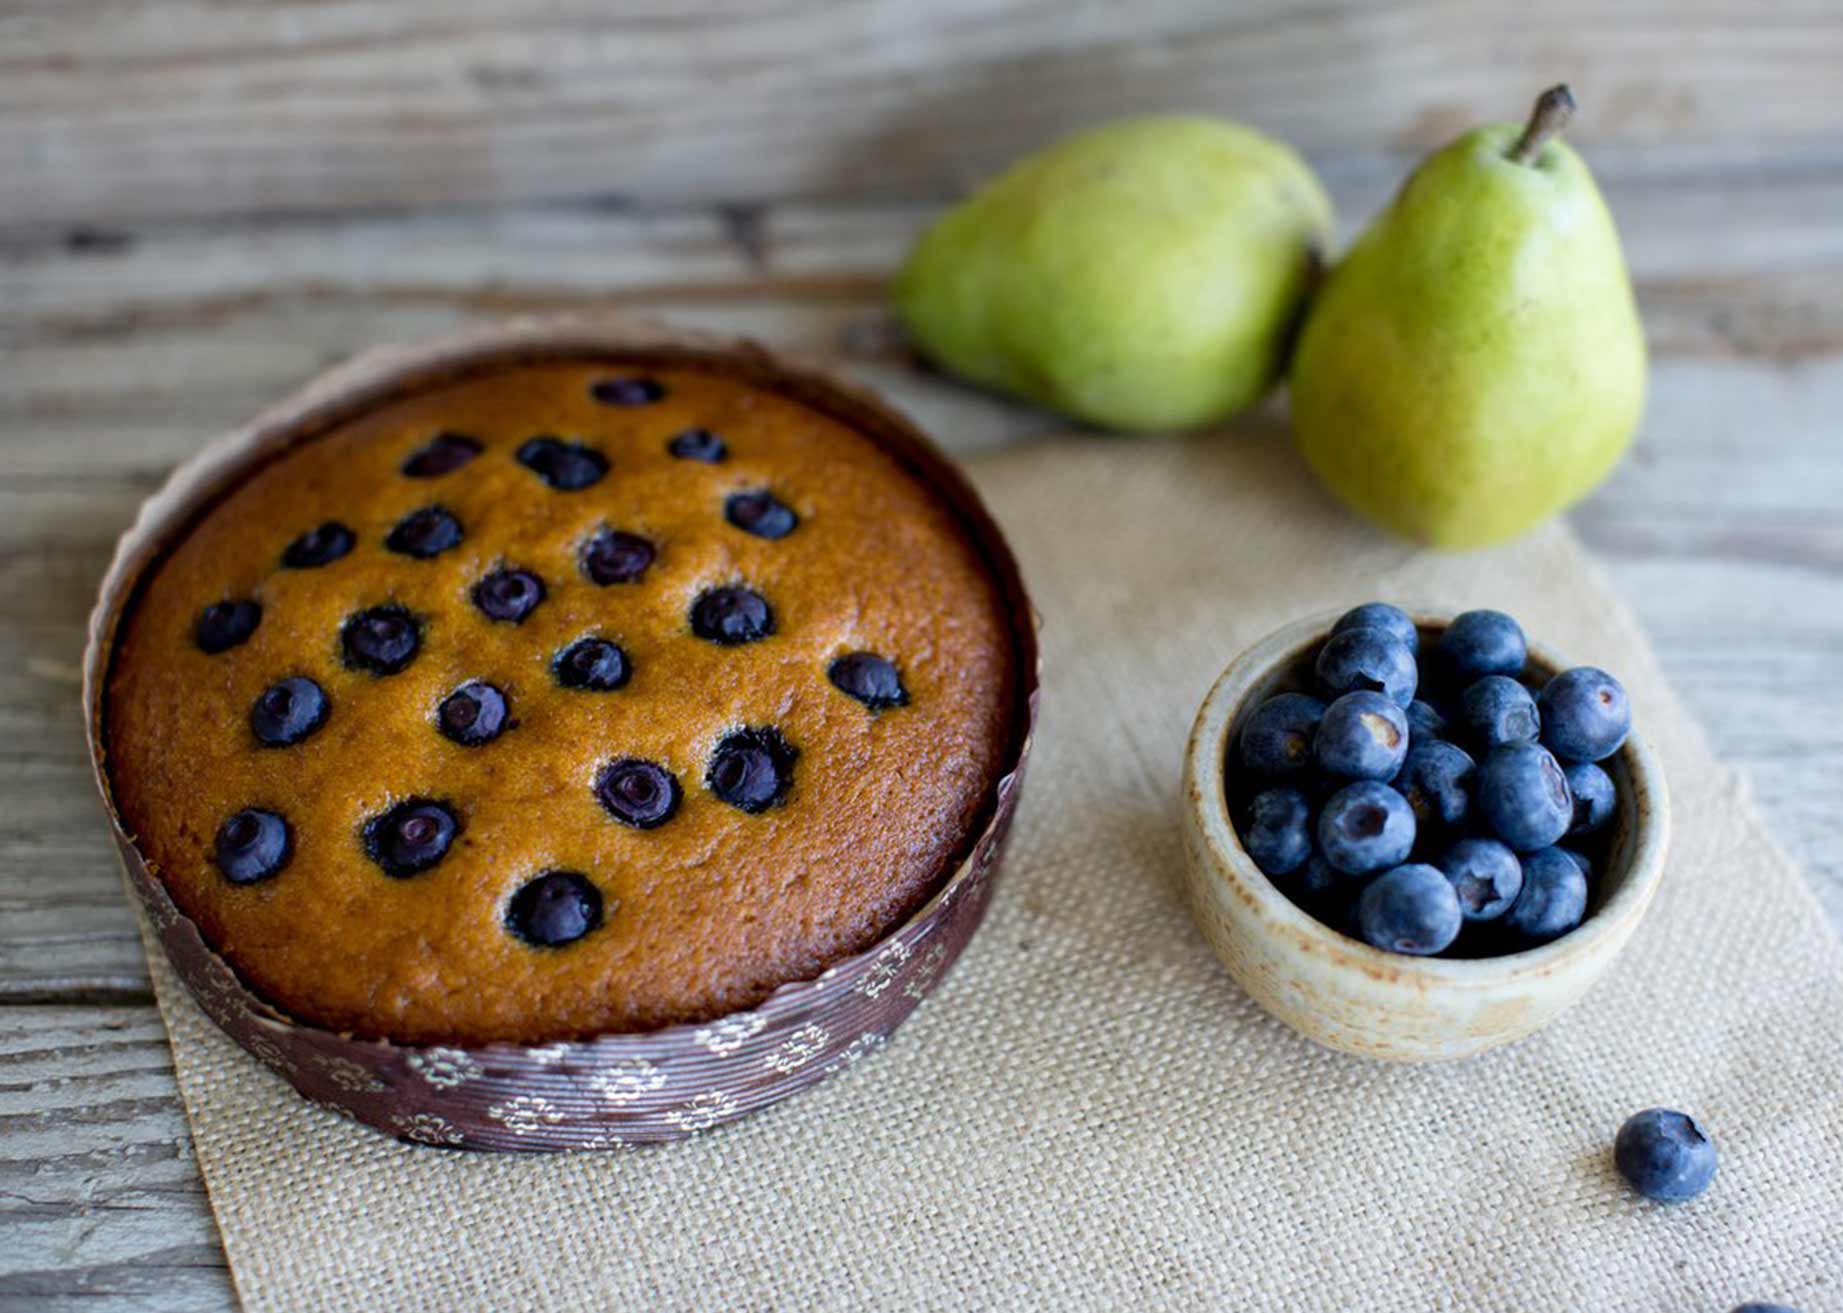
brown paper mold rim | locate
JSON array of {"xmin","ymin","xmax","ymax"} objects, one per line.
[{"xmin": 80, "ymin": 315, "xmax": 1041, "ymax": 1151}]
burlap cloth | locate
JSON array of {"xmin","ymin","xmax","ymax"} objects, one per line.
[{"xmin": 138, "ymin": 430, "xmax": 1843, "ymax": 1311}]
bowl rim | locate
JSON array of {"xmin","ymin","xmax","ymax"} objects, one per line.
[{"xmin": 1185, "ymin": 608, "xmax": 1670, "ymax": 990}]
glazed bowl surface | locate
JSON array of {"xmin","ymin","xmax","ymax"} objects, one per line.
[{"xmin": 1181, "ymin": 609, "xmax": 1668, "ymax": 1062}]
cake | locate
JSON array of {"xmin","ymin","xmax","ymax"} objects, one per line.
[{"xmin": 103, "ymin": 356, "xmax": 1019, "ymax": 1047}]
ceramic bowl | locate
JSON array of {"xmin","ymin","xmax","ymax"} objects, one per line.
[{"xmin": 1180, "ymin": 609, "xmax": 1669, "ymax": 1062}]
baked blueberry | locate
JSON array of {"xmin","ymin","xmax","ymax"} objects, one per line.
[
  {"xmin": 594, "ymin": 758, "xmax": 681, "ymax": 829},
  {"xmin": 385, "ymin": 505, "xmax": 464, "ymax": 559},
  {"xmin": 707, "ymin": 727, "xmax": 796, "ymax": 814},
  {"xmin": 1565, "ymin": 761, "xmax": 1616, "ymax": 837},
  {"xmin": 215, "ymin": 808, "xmax": 291, "ymax": 884},
  {"xmin": 724, "ymin": 489, "xmax": 798, "ymax": 540},
  {"xmin": 829, "ymin": 652, "xmax": 908, "ymax": 710},
  {"xmin": 1477, "ymin": 742, "xmax": 1573, "ymax": 851},
  {"xmin": 1405, "ymin": 699, "xmax": 1448, "ymax": 746},
  {"xmin": 340, "ymin": 605, "xmax": 421, "ymax": 676},
  {"xmin": 281, "ymin": 521, "xmax": 355, "ymax": 569},
  {"xmin": 1238, "ymin": 788, "xmax": 1312, "ymax": 876},
  {"xmin": 1237, "ymin": 692, "xmax": 1325, "ymax": 784},
  {"xmin": 554, "ymin": 637, "xmax": 629, "ymax": 691},
  {"xmin": 1502, "ymin": 846, "xmax": 1589, "ymax": 945},
  {"xmin": 1391, "ymin": 739, "xmax": 1475, "ymax": 834},
  {"xmin": 1315, "ymin": 690, "xmax": 1410, "ymax": 781},
  {"xmin": 579, "ymin": 528, "xmax": 657, "ymax": 586},
  {"xmin": 589, "ymin": 375, "xmax": 666, "ymax": 406},
  {"xmin": 1436, "ymin": 610, "xmax": 1526, "ymax": 685},
  {"xmin": 506, "ymin": 870, "xmax": 605, "ymax": 947},
  {"xmin": 667, "ymin": 427, "xmax": 727, "ymax": 462},
  {"xmin": 401, "ymin": 431, "xmax": 482, "ymax": 478},
  {"xmin": 690, "ymin": 585, "xmax": 774, "ymax": 645},
  {"xmin": 1437, "ymin": 837, "xmax": 1523, "ymax": 921},
  {"xmin": 1539, "ymin": 666, "xmax": 1631, "ymax": 762},
  {"xmin": 1356, "ymin": 863, "xmax": 1462, "ymax": 956},
  {"xmin": 1331, "ymin": 602, "xmax": 1419, "ymax": 655},
  {"xmin": 1614, "ymin": 1108, "xmax": 1717, "ymax": 1204},
  {"xmin": 515, "ymin": 435, "xmax": 608, "ymax": 491},
  {"xmin": 195, "ymin": 599, "xmax": 262, "ymax": 654},
  {"xmin": 1459, "ymin": 674, "xmax": 1541, "ymax": 750},
  {"xmin": 472, "ymin": 567, "xmax": 545, "ymax": 624},
  {"xmin": 1317, "ymin": 781, "xmax": 1416, "ymax": 876},
  {"xmin": 249, "ymin": 676, "xmax": 329, "ymax": 747},
  {"xmin": 363, "ymin": 798, "xmax": 458, "ymax": 877},
  {"xmin": 1315, "ymin": 626, "xmax": 1417, "ymax": 707},
  {"xmin": 437, "ymin": 681, "xmax": 508, "ymax": 746}
]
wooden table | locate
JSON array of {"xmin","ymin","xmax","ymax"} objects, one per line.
[{"xmin": 5, "ymin": 6, "xmax": 1843, "ymax": 1309}]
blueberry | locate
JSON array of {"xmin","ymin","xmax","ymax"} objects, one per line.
[
  {"xmin": 579, "ymin": 528, "xmax": 657, "ymax": 586},
  {"xmin": 1237, "ymin": 788, "xmax": 1312, "ymax": 876},
  {"xmin": 829, "ymin": 652, "xmax": 908, "ymax": 710},
  {"xmin": 1565, "ymin": 761, "xmax": 1616, "ymax": 837},
  {"xmin": 707, "ymin": 727, "xmax": 796, "ymax": 814},
  {"xmin": 281, "ymin": 521, "xmax": 355, "ymax": 569},
  {"xmin": 1558, "ymin": 846, "xmax": 1595, "ymax": 880},
  {"xmin": 1730, "ymin": 1305, "xmax": 1800, "ymax": 1313},
  {"xmin": 195, "ymin": 599, "xmax": 261, "ymax": 654},
  {"xmin": 1237, "ymin": 692, "xmax": 1325, "ymax": 783},
  {"xmin": 1317, "ymin": 781, "xmax": 1416, "ymax": 876},
  {"xmin": 1437, "ymin": 837, "xmax": 1523, "ymax": 921},
  {"xmin": 506, "ymin": 871, "xmax": 604, "ymax": 947},
  {"xmin": 589, "ymin": 376, "xmax": 666, "ymax": 406},
  {"xmin": 1539, "ymin": 666, "xmax": 1631, "ymax": 763},
  {"xmin": 668, "ymin": 428, "xmax": 727, "ymax": 462},
  {"xmin": 249, "ymin": 676, "xmax": 329, "ymax": 747},
  {"xmin": 554, "ymin": 637, "xmax": 629, "ymax": 691},
  {"xmin": 1437, "ymin": 610, "xmax": 1526, "ymax": 685},
  {"xmin": 724, "ymin": 489, "xmax": 799, "ymax": 540},
  {"xmin": 385, "ymin": 505, "xmax": 464, "ymax": 559},
  {"xmin": 1614, "ymin": 1108, "xmax": 1717, "ymax": 1204},
  {"xmin": 401, "ymin": 431, "xmax": 482, "ymax": 478},
  {"xmin": 340, "ymin": 605, "xmax": 421, "ymax": 676},
  {"xmin": 1502, "ymin": 846, "xmax": 1589, "ymax": 945},
  {"xmin": 1477, "ymin": 742, "xmax": 1573, "ymax": 851},
  {"xmin": 690, "ymin": 585, "xmax": 774, "ymax": 646},
  {"xmin": 1391, "ymin": 740, "xmax": 1475, "ymax": 834},
  {"xmin": 516, "ymin": 436, "xmax": 608, "ymax": 491},
  {"xmin": 1315, "ymin": 626, "xmax": 1417, "ymax": 707},
  {"xmin": 1315, "ymin": 691, "xmax": 1409, "ymax": 781},
  {"xmin": 1331, "ymin": 602, "xmax": 1419, "ymax": 655},
  {"xmin": 1356, "ymin": 863, "xmax": 1462, "ymax": 956},
  {"xmin": 437, "ymin": 681, "xmax": 508, "ymax": 746},
  {"xmin": 594, "ymin": 758, "xmax": 681, "ymax": 829},
  {"xmin": 363, "ymin": 798, "xmax": 459, "ymax": 877},
  {"xmin": 215, "ymin": 808, "xmax": 291, "ymax": 884},
  {"xmin": 1405, "ymin": 699, "xmax": 1448, "ymax": 745},
  {"xmin": 1460, "ymin": 675, "xmax": 1541, "ymax": 750},
  {"xmin": 472, "ymin": 568, "xmax": 545, "ymax": 624}
]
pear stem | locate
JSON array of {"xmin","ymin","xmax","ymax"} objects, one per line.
[{"xmin": 1506, "ymin": 84, "xmax": 1576, "ymax": 164}]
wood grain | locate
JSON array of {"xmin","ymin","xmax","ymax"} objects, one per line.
[
  {"xmin": 5, "ymin": 0, "xmax": 1843, "ymax": 227},
  {"xmin": 3, "ymin": 168, "xmax": 1843, "ymax": 1312}
]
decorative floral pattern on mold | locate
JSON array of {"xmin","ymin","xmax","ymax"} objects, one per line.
[
  {"xmin": 393, "ymin": 1111, "xmax": 464, "ymax": 1146},
  {"xmin": 407, "ymin": 1047, "xmax": 483, "ymax": 1088},
  {"xmin": 853, "ymin": 940, "xmax": 911, "ymax": 998},
  {"xmin": 588, "ymin": 1058, "xmax": 666, "ymax": 1105},
  {"xmin": 488, "ymin": 1095, "xmax": 565, "ymax": 1135},
  {"xmin": 665, "ymin": 1090, "xmax": 739, "ymax": 1134},
  {"xmin": 764, "ymin": 1024, "xmax": 830, "ymax": 1074},
  {"xmin": 693, "ymin": 1013, "xmax": 767, "ymax": 1055}
]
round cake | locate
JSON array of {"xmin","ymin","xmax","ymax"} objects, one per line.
[{"xmin": 104, "ymin": 357, "xmax": 1018, "ymax": 1046}]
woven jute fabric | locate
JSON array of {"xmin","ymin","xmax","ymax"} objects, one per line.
[{"xmin": 141, "ymin": 430, "xmax": 1843, "ymax": 1311}]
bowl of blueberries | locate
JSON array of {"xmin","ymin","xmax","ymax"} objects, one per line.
[{"xmin": 1181, "ymin": 603, "xmax": 1669, "ymax": 1061}]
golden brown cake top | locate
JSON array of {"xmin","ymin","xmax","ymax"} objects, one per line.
[{"xmin": 105, "ymin": 359, "xmax": 1016, "ymax": 1045}]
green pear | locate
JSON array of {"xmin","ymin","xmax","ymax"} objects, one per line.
[
  {"xmin": 1290, "ymin": 87, "xmax": 1646, "ymax": 548},
  {"xmin": 893, "ymin": 116, "xmax": 1332, "ymax": 432}
]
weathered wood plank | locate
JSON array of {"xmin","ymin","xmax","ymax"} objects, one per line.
[
  {"xmin": 5, "ymin": 0, "xmax": 1843, "ymax": 227},
  {"xmin": 0, "ymin": 1005, "xmax": 229, "ymax": 1312}
]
